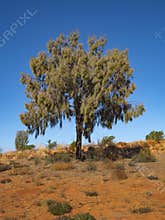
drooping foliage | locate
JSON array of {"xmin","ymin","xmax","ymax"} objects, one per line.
[{"xmin": 20, "ymin": 32, "xmax": 145, "ymax": 158}]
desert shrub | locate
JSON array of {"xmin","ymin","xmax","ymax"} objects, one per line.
[
  {"xmin": 0, "ymin": 178, "xmax": 12, "ymax": 184},
  {"xmin": 15, "ymin": 130, "xmax": 29, "ymax": 150},
  {"xmin": 45, "ymin": 152, "xmax": 71, "ymax": 164},
  {"xmin": 115, "ymin": 161, "xmax": 125, "ymax": 170},
  {"xmin": 25, "ymin": 144, "xmax": 35, "ymax": 150},
  {"xmin": 103, "ymin": 145, "xmax": 119, "ymax": 161},
  {"xmin": 47, "ymin": 200, "xmax": 72, "ymax": 215},
  {"xmin": 34, "ymin": 157, "xmax": 41, "ymax": 165},
  {"xmin": 56, "ymin": 217, "xmax": 72, "ymax": 220},
  {"xmin": 47, "ymin": 140, "xmax": 57, "ymax": 149},
  {"xmin": 56, "ymin": 214, "xmax": 96, "ymax": 220},
  {"xmin": 86, "ymin": 147, "xmax": 103, "ymax": 160},
  {"xmin": 72, "ymin": 213, "xmax": 96, "ymax": 220},
  {"xmin": 146, "ymin": 130, "xmax": 164, "ymax": 141},
  {"xmin": 133, "ymin": 148, "xmax": 156, "ymax": 162},
  {"xmin": 112, "ymin": 162, "xmax": 128, "ymax": 180},
  {"xmin": 131, "ymin": 206, "xmax": 152, "ymax": 214},
  {"xmin": 100, "ymin": 136, "xmax": 115, "ymax": 147},
  {"xmin": 147, "ymin": 175, "xmax": 158, "ymax": 180},
  {"xmin": 86, "ymin": 161, "xmax": 97, "ymax": 171},
  {"xmin": 69, "ymin": 141, "xmax": 76, "ymax": 152},
  {"xmin": 0, "ymin": 163, "xmax": 11, "ymax": 172},
  {"xmin": 85, "ymin": 191, "xmax": 98, "ymax": 197},
  {"xmin": 52, "ymin": 162, "xmax": 74, "ymax": 171}
]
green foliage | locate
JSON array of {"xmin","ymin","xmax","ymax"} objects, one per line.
[
  {"xmin": 47, "ymin": 139, "xmax": 57, "ymax": 149},
  {"xmin": 25, "ymin": 144, "xmax": 35, "ymax": 150},
  {"xmin": 15, "ymin": 130, "xmax": 29, "ymax": 150},
  {"xmin": 69, "ymin": 141, "xmax": 76, "ymax": 152},
  {"xmin": 146, "ymin": 130, "xmax": 164, "ymax": 141},
  {"xmin": 133, "ymin": 147, "xmax": 156, "ymax": 163},
  {"xmin": 46, "ymin": 200, "xmax": 72, "ymax": 215},
  {"xmin": 100, "ymin": 135, "xmax": 115, "ymax": 146},
  {"xmin": 20, "ymin": 32, "xmax": 145, "ymax": 155}
]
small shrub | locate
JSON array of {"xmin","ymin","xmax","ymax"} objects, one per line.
[
  {"xmin": 103, "ymin": 145, "xmax": 119, "ymax": 161},
  {"xmin": 52, "ymin": 162, "xmax": 74, "ymax": 171},
  {"xmin": 128, "ymin": 161, "xmax": 136, "ymax": 167},
  {"xmin": 100, "ymin": 135, "xmax": 115, "ymax": 147},
  {"xmin": 112, "ymin": 162, "xmax": 128, "ymax": 180},
  {"xmin": 34, "ymin": 157, "xmax": 41, "ymax": 165},
  {"xmin": 115, "ymin": 162, "xmax": 125, "ymax": 170},
  {"xmin": 25, "ymin": 144, "xmax": 35, "ymax": 150},
  {"xmin": 56, "ymin": 217, "xmax": 72, "ymax": 220},
  {"xmin": 45, "ymin": 152, "xmax": 71, "ymax": 164},
  {"xmin": 133, "ymin": 148, "xmax": 156, "ymax": 163},
  {"xmin": 0, "ymin": 163, "xmax": 11, "ymax": 172},
  {"xmin": 72, "ymin": 213, "xmax": 96, "ymax": 220},
  {"xmin": 147, "ymin": 175, "xmax": 158, "ymax": 180},
  {"xmin": 85, "ymin": 191, "xmax": 98, "ymax": 197},
  {"xmin": 86, "ymin": 162, "xmax": 97, "ymax": 171},
  {"xmin": 69, "ymin": 141, "xmax": 76, "ymax": 152},
  {"xmin": 15, "ymin": 130, "xmax": 29, "ymax": 151},
  {"xmin": 47, "ymin": 140, "xmax": 57, "ymax": 149},
  {"xmin": 131, "ymin": 206, "xmax": 152, "ymax": 214},
  {"xmin": 0, "ymin": 178, "xmax": 12, "ymax": 184},
  {"xmin": 47, "ymin": 200, "xmax": 72, "ymax": 215}
]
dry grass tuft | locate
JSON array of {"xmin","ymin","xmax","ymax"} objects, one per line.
[{"xmin": 52, "ymin": 162, "xmax": 74, "ymax": 171}]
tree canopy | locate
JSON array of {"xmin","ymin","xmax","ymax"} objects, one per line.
[{"xmin": 20, "ymin": 32, "xmax": 145, "ymax": 158}]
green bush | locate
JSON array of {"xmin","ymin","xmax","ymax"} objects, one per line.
[
  {"xmin": 146, "ymin": 130, "xmax": 164, "ymax": 141},
  {"xmin": 47, "ymin": 200, "xmax": 72, "ymax": 215},
  {"xmin": 15, "ymin": 130, "xmax": 29, "ymax": 150},
  {"xmin": 25, "ymin": 144, "xmax": 35, "ymax": 150},
  {"xmin": 47, "ymin": 139, "xmax": 57, "ymax": 149},
  {"xmin": 69, "ymin": 141, "xmax": 76, "ymax": 152},
  {"xmin": 133, "ymin": 148, "xmax": 156, "ymax": 163},
  {"xmin": 100, "ymin": 136, "xmax": 115, "ymax": 147},
  {"xmin": 15, "ymin": 131, "xmax": 35, "ymax": 151}
]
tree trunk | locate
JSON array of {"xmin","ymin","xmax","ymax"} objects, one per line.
[{"xmin": 75, "ymin": 115, "xmax": 83, "ymax": 159}]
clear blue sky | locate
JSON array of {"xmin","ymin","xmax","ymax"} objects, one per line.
[{"xmin": 0, "ymin": 0, "xmax": 165, "ymax": 152}]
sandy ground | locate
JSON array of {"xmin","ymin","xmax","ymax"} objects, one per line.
[{"xmin": 0, "ymin": 152, "xmax": 165, "ymax": 220}]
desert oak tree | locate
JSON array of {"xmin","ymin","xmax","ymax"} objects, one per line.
[{"xmin": 20, "ymin": 32, "xmax": 145, "ymax": 159}]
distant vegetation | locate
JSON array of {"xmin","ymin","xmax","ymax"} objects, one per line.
[
  {"xmin": 47, "ymin": 139, "xmax": 57, "ymax": 149},
  {"xmin": 20, "ymin": 31, "xmax": 145, "ymax": 159},
  {"xmin": 146, "ymin": 130, "xmax": 164, "ymax": 141},
  {"xmin": 100, "ymin": 135, "xmax": 115, "ymax": 147},
  {"xmin": 15, "ymin": 130, "xmax": 35, "ymax": 151}
]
